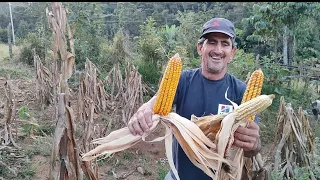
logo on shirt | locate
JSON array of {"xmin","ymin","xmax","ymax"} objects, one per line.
[{"xmin": 217, "ymin": 104, "xmax": 234, "ymax": 114}]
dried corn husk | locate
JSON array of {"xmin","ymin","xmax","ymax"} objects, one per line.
[
  {"xmin": 82, "ymin": 94, "xmax": 275, "ymax": 180},
  {"xmin": 82, "ymin": 113, "xmax": 229, "ymax": 179}
]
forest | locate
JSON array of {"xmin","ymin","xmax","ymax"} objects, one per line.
[{"xmin": 0, "ymin": 2, "xmax": 319, "ymax": 180}]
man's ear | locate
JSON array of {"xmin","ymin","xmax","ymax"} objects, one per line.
[
  {"xmin": 197, "ymin": 42, "xmax": 202, "ymax": 56},
  {"xmin": 228, "ymin": 48, "xmax": 237, "ymax": 63}
]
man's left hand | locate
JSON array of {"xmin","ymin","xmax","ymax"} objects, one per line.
[{"xmin": 233, "ymin": 121, "xmax": 260, "ymax": 152}]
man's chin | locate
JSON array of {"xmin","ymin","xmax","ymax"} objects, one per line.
[{"xmin": 207, "ymin": 68, "xmax": 222, "ymax": 75}]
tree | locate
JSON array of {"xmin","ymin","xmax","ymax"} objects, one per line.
[
  {"xmin": 175, "ymin": 11, "xmax": 208, "ymax": 60},
  {"xmin": 136, "ymin": 17, "xmax": 165, "ymax": 85},
  {"xmin": 16, "ymin": 20, "xmax": 30, "ymax": 39},
  {"xmin": 66, "ymin": 2, "xmax": 106, "ymax": 68},
  {"xmin": 114, "ymin": 2, "xmax": 146, "ymax": 38},
  {"xmin": 243, "ymin": 2, "xmax": 316, "ymax": 66}
]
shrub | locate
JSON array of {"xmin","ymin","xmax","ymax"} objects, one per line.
[
  {"xmin": 19, "ymin": 33, "xmax": 46, "ymax": 66},
  {"xmin": 0, "ymin": 28, "xmax": 8, "ymax": 43}
]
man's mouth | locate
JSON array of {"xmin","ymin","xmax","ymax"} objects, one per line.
[
  {"xmin": 210, "ymin": 55, "xmax": 220, "ymax": 59},
  {"xmin": 209, "ymin": 56, "xmax": 222, "ymax": 62}
]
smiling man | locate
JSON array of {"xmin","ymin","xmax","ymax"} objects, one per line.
[{"xmin": 127, "ymin": 17, "xmax": 261, "ymax": 180}]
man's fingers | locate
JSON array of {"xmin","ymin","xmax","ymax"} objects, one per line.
[
  {"xmin": 234, "ymin": 121, "xmax": 260, "ymax": 151},
  {"xmin": 128, "ymin": 116, "xmax": 138, "ymax": 135},
  {"xmin": 236, "ymin": 126, "xmax": 259, "ymax": 138},
  {"xmin": 137, "ymin": 111, "xmax": 150, "ymax": 133},
  {"xmin": 144, "ymin": 108, "xmax": 153, "ymax": 127},
  {"xmin": 233, "ymin": 138, "xmax": 255, "ymax": 151},
  {"xmin": 132, "ymin": 119, "xmax": 143, "ymax": 135},
  {"xmin": 128, "ymin": 113, "xmax": 145, "ymax": 136},
  {"xmin": 246, "ymin": 121, "xmax": 259, "ymax": 130},
  {"xmin": 128, "ymin": 108, "xmax": 154, "ymax": 136},
  {"xmin": 234, "ymin": 132, "xmax": 256, "ymax": 143}
]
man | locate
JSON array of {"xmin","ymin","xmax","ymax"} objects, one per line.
[{"xmin": 127, "ymin": 17, "xmax": 261, "ymax": 180}]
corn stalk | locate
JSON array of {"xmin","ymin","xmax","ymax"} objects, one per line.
[
  {"xmin": 77, "ymin": 59, "xmax": 112, "ymax": 180},
  {"xmin": 46, "ymin": 2, "xmax": 83, "ymax": 180},
  {"xmin": 104, "ymin": 62, "xmax": 147, "ymax": 128},
  {"xmin": 33, "ymin": 49, "xmax": 54, "ymax": 110},
  {"xmin": 49, "ymin": 93, "xmax": 83, "ymax": 180},
  {"xmin": 0, "ymin": 77, "xmax": 20, "ymax": 149},
  {"xmin": 272, "ymin": 96, "xmax": 316, "ymax": 180}
]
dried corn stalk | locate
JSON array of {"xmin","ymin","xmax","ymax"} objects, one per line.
[
  {"xmin": 47, "ymin": 2, "xmax": 75, "ymax": 95},
  {"xmin": 0, "ymin": 78, "xmax": 19, "ymax": 149},
  {"xmin": 33, "ymin": 49, "xmax": 54, "ymax": 110},
  {"xmin": 49, "ymin": 93, "xmax": 83, "ymax": 180},
  {"xmin": 272, "ymin": 96, "xmax": 316, "ymax": 180},
  {"xmin": 105, "ymin": 62, "xmax": 147, "ymax": 126},
  {"xmin": 47, "ymin": 2, "xmax": 84, "ymax": 180},
  {"xmin": 121, "ymin": 62, "xmax": 146, "ymax": 123},
  {"xmin": 77, "ymin": 59, "xmax": 112, "ymax": 180},
  {"xmin": 298, "ymin": 107, "xmax": 315, "ymax": 154}
]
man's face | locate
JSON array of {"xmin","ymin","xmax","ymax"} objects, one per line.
[{"xmin": 197, "ymin": 32, "xmax": 236, "ymax": 76}]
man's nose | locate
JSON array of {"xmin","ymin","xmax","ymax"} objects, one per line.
[{"xmin": 213, "ymin": 44, "xmax": 223, "ymax": 54}]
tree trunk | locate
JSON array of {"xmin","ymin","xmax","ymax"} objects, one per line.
[
  {"xmin": 283, "ymin": 25, "xmax": 288, "ymax": 66},
  {"xmin": 288, "ymin": 31, "xmax": 294, "ymax": 68},
  {"xmin": 7, "ymin": 23, "xmax": 12, "ymax": 59},
  {"xmin": 274, "ymin": 33, "xmax": 278, "ymax": 55}
]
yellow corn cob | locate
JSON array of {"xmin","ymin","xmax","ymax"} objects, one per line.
[
  {"xmin": 193, "ymin": 94, "xmax": 274, "ymax": 141},
  {"xmin": 241, "ymin": 68, "xmax": 264, "ymax": 121},
  {"xmin": 235, "ymin": 94, "xmax": 274, "ymax": 122},
  {"xmin": 153, "ymin": 53, "xmax": 182, "ymax": 116}
]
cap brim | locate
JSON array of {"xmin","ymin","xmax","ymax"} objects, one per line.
[{"xmin": 200, "ymin": 30, "xmax": 234, "ymax": 39}]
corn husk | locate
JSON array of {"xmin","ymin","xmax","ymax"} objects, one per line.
[{"xmin": 82, "ymin": 94, "xmax": 275, "ymax": 180}]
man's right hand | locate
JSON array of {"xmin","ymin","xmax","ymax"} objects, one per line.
[{"xmin": 128, "ymin": 107, "xmax": 154, "ymax": 136}]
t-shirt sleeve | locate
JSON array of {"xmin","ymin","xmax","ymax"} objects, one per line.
[{"xmin": 235, "ymin": 80, "xmax": 247, "ymax": 105}]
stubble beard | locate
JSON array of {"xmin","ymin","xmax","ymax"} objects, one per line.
[{"xmin": 205, "ymin": 62, "xmax": 223, "ymax": 75}]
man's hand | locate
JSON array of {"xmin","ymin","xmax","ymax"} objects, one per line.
[
  {"xmin": 127, "ymin": 107, "xmax": 153, "ymax": 136},
  {"xmin": 233, "ymin": 121, "xmax": 261, "ymax": 154}
]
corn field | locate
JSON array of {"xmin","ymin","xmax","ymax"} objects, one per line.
[{"xmin": 0, "ymin": 2, "xmax": 319, "ymax": 180}]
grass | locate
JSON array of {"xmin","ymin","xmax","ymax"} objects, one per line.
[
  {"xmin": 157, "ymin": 164, "xmax": 169, "ymax": 180},
  {"xmin": 25, "ymin": 136, "xmax": 53, "ymax": 157},
  {"xmin": 0, "ymin": 43, "xmax": 19, "ymax": 61},
  {"xmin": 0, "ymin": 43, "xmax": 35, "ymax": 80},
  {"xmin": 0, "ymin": 59, "xmax": 35, "ymax": 80}
]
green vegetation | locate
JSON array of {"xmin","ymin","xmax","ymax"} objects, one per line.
[
  {"xmin": 0, "ymin": 2, "xmax": 319, "ymax": 179},
  {"xmin": 0, "ymin": 43, "xmax": 18, "ymax": 61},
  {"xmin": 157, "ymin": 164, "xmax": 170, "ymax": 180},
  {"xmin": 25, "ymin": 136, "xmax": 53, "ymax": 157}
]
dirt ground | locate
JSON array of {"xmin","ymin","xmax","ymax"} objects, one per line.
[{"xmin": 0, "ymin": 77, "xmax": 274, "ymax": 180}]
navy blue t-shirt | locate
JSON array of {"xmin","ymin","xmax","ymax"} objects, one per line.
[{"xmin": 166, "ymin": 68, "xmax": 247, "ymax": 180}]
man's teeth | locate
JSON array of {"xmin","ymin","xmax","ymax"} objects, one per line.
[{"xmin": 210, "ymin": 56, "xmax": 220, "ymax": 60}]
